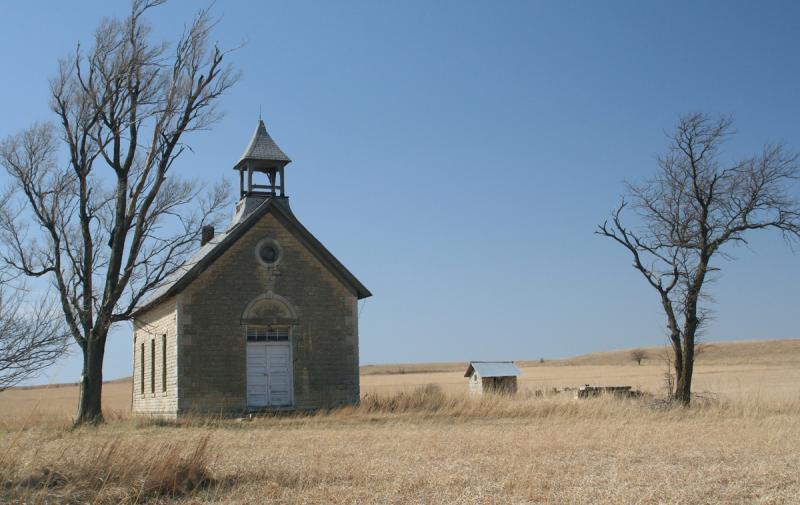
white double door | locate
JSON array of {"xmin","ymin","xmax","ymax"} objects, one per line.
[{"xmin": 246, "ymin": 342, "xmax": 293, "ymax": 407}]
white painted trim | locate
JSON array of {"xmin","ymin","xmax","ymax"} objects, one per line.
[
  {"xmin": 245, "ymin": 324, "xmax": 294, "ymax": 408},
  {"xmin": 241, "ymin": 291, "xmax": 298, "ymax": 320}
]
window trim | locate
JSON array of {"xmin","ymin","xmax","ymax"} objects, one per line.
[
  {"xmin": 150, "ymin": 339, "xmax": 156, "ymax": 395},
  {"xmin": 254, "ymin": 238, "xmax": 283, "ymax": 267},
  {"xmin": 140, "ymin": 342, "xmax": 145, "ymax": 396},
  {"xmin": 246, "ymin": 325, "xmax": 290, "ymax": 343},
  {"xmin": 161, "ymin": 334, "xmax": 167, "ymax": 393}
]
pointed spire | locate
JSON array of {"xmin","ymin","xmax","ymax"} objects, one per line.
[{"xmin": 234, "ymin": 119, "xmax": 291, "ymax": 172}]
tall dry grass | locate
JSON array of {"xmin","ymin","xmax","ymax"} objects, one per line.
[
  {"xmin": 1, "ymin": 385, "xmax": 799, "ymax": 504},
  {"xmin": 333, "ymin": 384, "xmax": 800, "ymax": 423},
  {"xmin": 3, "ymin": 339, "xmax": 797, "ymax": 421},
  {"xmin": 1, "ymin": 433, "xmax": 216, "ymax": 504}
]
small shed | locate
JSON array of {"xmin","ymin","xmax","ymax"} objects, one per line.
[{"xmin": 464, "ymin": 361, "xmax": 522, "ymax": 395}]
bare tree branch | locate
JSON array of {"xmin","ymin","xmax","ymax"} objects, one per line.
[
  {"xmin": 0, "ymin": 277, "xmax": 70, "ymax": 391},
  {"xmin": 0, "ymin": 0, "xmax": 237, "ymax": 424},
  {"xmin": 598, "ymin": 113, "xmax": 800, "ymax": 405}
]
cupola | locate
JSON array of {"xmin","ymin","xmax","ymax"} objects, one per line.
[{"xmin": 234, "ymin": 119, "xmax": 291, "ymax": 198}]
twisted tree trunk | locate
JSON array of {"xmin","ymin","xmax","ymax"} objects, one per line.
[{"xmin": 76, "ymin": 337, "xmax": 106, "ymax": 424}]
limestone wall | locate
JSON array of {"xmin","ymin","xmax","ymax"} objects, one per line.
[
  {"xmin": 176, "ymin": 211, "xmax": 360, "ymax": 414},
  {"xmin": 132, "ymin": 299, "xmax": 179, "ymax": 417}
]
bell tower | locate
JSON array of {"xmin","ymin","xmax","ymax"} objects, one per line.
[
  {"xmin": 234, "ymin": 119, "xmax": 291, "ymax": 198},
  {"xmin": 231, "ymin": 119, "xmax": 292, "ymax": 224}
]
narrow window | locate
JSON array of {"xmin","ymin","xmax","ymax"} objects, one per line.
[
  {"xmin": 161, "ymin": 334, "xmax": 167, "ymax": 393},
  {"xmin": 140, "ymin": 342, "xmax": 145, "ymax": 395},
  {"xmin": 150, "ymin": 339, "xmax": 156, "ymax": 394}
]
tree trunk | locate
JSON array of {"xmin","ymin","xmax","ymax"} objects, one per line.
[
  {"xmin": 75, "ymin": 339, "xmax": 105, "ymax": 425},
  {"xmin": 662, "ymin": 295, "xmax": 684, "ymax": 400},
  {"xmin": 674, "ymin": 329, "xmax": 695, "ymax": 405},
  {"xmin": 674, "ymin": 350, "xmax": 694, "ymax": 405},
  {"xmin": 670, "ymin": 340, "xmax": 683, "ymax": 395},
  {"xmin": 674, "ymin": 259, "xmax": 706, "ymax": 406}
]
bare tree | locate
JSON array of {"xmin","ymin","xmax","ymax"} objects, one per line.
[
  {"xmin": 598, "ymin": 113, "xmax": 800, "ymax": 405},
  {"xmin": 630, "ymin": 349, "xmax": 647, "ymax": 366},
  {"xmin": 0, "ymin": 0, "xmax": 237, "ymax": 424},
  {"xmin": 0, "ymin": 277, "xmax": 69, "ymax": 391}
]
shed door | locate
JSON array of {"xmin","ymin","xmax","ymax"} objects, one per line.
[{"xmin": 246, "ymin": 327, "xmax": 293, "ymax": 408}]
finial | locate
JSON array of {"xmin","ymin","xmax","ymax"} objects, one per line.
[{"xmin": 259, "ymin": 105, "xmax": 262, "ymax": 121}]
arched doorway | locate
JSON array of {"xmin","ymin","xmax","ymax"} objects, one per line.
[{"xmin": 242, "ymin": 294, "xmax": 297, "ymax": 408}]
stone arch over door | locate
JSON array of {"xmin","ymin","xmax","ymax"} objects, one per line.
[
  {"xmin": 242, "ymin": 292, "xmax": 298, "ymax": 409},
  {"xmin": 241, "ymin": 291, "xmax": 298, "ymax": 326}
]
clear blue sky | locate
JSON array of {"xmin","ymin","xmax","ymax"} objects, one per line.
[{"xmin": 1, "ymin": 1, "xmax": 798, "ymax": 385}]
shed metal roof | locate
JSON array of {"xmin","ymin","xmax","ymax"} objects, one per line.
[{"xmin": 464, "ymin": 361, "xmax": 521, "ymax": 378}]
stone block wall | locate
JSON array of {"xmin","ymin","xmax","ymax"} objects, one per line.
[
  {"xmin": 176, "ymin": 211, "xmax": 360, "ymax": 415},
  {"xmin": 132, "ymin": 299, "xmax": 179, "ymax": 417}
]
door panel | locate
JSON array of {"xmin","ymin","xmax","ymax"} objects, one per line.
[
  {"xmin": 247, "ymin": 341, "xmax": 292, "ymax": 408},
  {"xmin": 267, "ymin": 345, "xmax": 291, "ymax": 406},
  {"xmin": 246, "ymin": 344, "xmax": 268, "ymax": 407}
]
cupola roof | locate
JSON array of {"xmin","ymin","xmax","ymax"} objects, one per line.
[{"xmin": 234, "ymin": 119, "xmax": 291, "ymax": 172}]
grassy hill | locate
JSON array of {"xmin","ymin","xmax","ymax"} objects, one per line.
[
  {"xmin": 554, "ymin": 338, "xmax": 800, "ymax": 367},
  {"xmin": 1, "ymin": 338, "xmax": 797, "ymax": 421},
  {"xmin": 361, "ymin": 338, "xmax": 800, "ymax": 373}
]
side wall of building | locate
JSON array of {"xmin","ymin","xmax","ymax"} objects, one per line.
[
  {"xmin": 132, "ymin": 299, "xmax": 179, "ymax": 417},
  {"xmin": 469, "ymin": 372, "xmax": 482, "ymax": 394},
  {"xmin": 480, "ymin": 376, "xmax": 518, "ymax": 394},
  {"xmin": 176, "ymin": 211, "xmax": 359, "ymax": 414}
]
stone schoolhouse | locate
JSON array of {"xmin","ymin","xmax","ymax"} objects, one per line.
[{"xmin": 131, "ymin": 120, "xmax": 371, "ymax": 417}]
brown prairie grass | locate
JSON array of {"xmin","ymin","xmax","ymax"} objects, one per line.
[
  {"xmin": 1, "ymin": 386, "xmax": 799, "ymax": 504},
  {"xmin": 2, "ymin": 338, "xmax": 797, "ymax": 421},
  {"xmin": 1, "ymin": 339, "xmax": 799, "ymax": 504},
  {"xmin": 1, "ymin": 432, "xmax": 216, "ymax": 504}
]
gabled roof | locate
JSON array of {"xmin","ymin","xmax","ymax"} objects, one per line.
[
  {"xmin": 132, "ymin": 197, "xmax": 371, "ymax": 316},
  {"xmin": 464, "ymin": 361, "xmax": 521, "ymax": 378},
  {"xmin": 234, "ymin": 120, "xmax": 291, "ymax": 171}
]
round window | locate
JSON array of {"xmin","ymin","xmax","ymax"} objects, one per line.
[
  {"xmin": 259, "ymin": 244, "xmax": 278, "ymax": 263},
  {"xmin": 256, "ymin": 239, "xmax": 282, "ymax": 266}
]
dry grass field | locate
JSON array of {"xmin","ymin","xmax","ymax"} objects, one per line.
[{"xmin": 1, "ymin": 339, "xmax": 799, "ymax": 504}]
